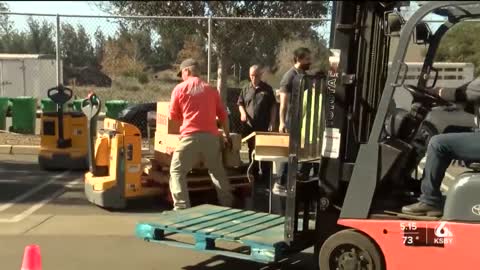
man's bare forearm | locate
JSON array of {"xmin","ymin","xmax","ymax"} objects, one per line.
[
  {"xmin": 270, "ymin": 105, "xmax": 276, "ymax": 128},
  {"xmin": 220, "ymin": 119, "xmax": 230, "ymax": 137},
  {"xmin": 279, "ymin": 93, "xmax": 288, "ymax": 125},
  {"xmin": 239, "ymin": 105, "xmax": 247, "ymax": 116}
]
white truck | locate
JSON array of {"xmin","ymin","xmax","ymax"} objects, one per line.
[
  {"xmin": 393, "ymin": 62, "xmax": 475, "ymax": 110},
  {"xmin": 0, "ymin": 54, "xmax": 61, "ymax": 99}
]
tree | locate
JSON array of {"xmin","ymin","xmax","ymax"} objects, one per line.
[
  {"xmin": 60, "ymin": 23, "xmax": 78, "ymax": 67},
  {"xmin": 103, "ymin": 1, "xmax": 329, "ymax": 101},
  {"xmin": 94, "ymin": 28, "xmax": 106, "ymax": 67},
  {"xmin": 60, "ymin": 23, "xmax": 95, "ymax": 67},
  {"xmin": 101, "ymin": 33, "xmax": 146, "ymax": 79},
  {"xmin": 0, "ymin": 15, "xmax": 55, "ymax": 55},
  {"xmin": 0, "ymin": 2, "xmax": 12, "ymax": 52},
  {"xmin": 436, "ymin": 21, "xmax": 480, "ymax": 77},
  {"xmin": 5, "ymin": 32, "xmax": 28, "ymax": 53},
  {"xmin": 0, "ymin": 2, "xmax": 11, "ymax": 36},
  {"xmin": 176, "ymin": 35, "xmax": 207, "ymax": 73},
  {"xmin": 274, "ymin": 38, "xmax": 328, "ymax": 79},
  {"xmin": 25, "ymin": 18, "xmax": 55, "ymax": 55},
  {"xmin": 76, "ymin": 25, "xmax": 95, "ymax": 65}
]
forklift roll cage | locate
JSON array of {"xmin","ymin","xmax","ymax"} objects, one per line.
[
  {"xmin": 339, "ymin": 1, "xmax": 480, "ymax": 218},
  {"xmin": 285, "ymin": 0, "xmax": 480, "ymax": 244}
]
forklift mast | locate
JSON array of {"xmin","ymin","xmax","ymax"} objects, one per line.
[
  {"xmin": 319, "ymin": 1, "xmax": 409, "ymax": 199},
  {"xmin": 283, "ymin": 0, "xmax": 410, "ymax": 246}
]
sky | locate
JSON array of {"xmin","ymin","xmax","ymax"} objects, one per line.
[
  {"xmin": 3, "ymin": 1, "xmax": 445, "ymax": 46},
  {"xmin": 6, "ymin": 1, "xmax": 105, "ymax": 15},
  {"xmin": 4, "ymin": 1, "xmax": 334, "ymax": 45},
  {"xmin": 5, "ymin": 1, "xmax": 117, "ymax": 38}
]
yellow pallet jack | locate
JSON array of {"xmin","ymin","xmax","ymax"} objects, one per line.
[
  {"xmin": 82, "ymin": 93, "xmax": 163, "ymax": 209},
  {"xmin": 38, "ymin": 85, "xmax": 88, "ymax": 170}
]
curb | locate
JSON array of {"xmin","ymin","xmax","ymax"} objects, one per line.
[
  {"xmin": 0, "ymin": 145, "xmax": 39, "ymax": 155},
  {"xmin": 0, "ymin": 145, "xmax": 12, "ymax": 154}
]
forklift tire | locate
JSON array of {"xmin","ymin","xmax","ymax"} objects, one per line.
[{"xmin": 317, "ymin": 229, "xmax": 384, "ymax": 270}]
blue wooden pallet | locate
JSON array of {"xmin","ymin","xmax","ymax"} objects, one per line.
[{"xmin": 135, "ymin": 204, "xmax": 289, "ymax": 263}]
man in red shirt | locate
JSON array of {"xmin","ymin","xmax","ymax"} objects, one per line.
[{"xmin": 168, "ymin": 58, "xmax": 233, "ymax": 210}]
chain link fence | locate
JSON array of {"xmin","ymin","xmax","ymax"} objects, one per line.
[
  {"xmin": 0, "ymin": 12, "xmax": 331, "ymax": 134},
  {"xmin": 0, "ymin": 14, "xmax": 58, "ymax": 98}
]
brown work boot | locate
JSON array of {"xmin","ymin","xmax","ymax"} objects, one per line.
[{"xmin": 402, "ymin": 202, "xmax": 442, "ymax": 217}]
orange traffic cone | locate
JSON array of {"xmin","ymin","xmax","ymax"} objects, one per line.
[{"xmin": 20, "ymin": 245, "xmax": 42, "ymax": 270}]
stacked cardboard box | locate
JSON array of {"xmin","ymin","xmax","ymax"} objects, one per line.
[
  {"xmin": 155, "ymin": 102, "xmax": 181, "ymax": 135},
  {"xmin": 153, "ymin": 101, "xmax": 243, "ymax": 169},
  {"xmin": 153, "ymin": 101, "xmax": 184, "ymax": 168},
  {"xmin": 241, "ymin": 132, "xmax": 290, "ymax": 157}
]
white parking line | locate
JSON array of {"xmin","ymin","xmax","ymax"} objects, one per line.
[
  {"xmin": 0, "ymin": 179, "xmax": 74, "ymax": 185},
  {"xmin": 0, "ymin": 171, "xmax": 70, "ymax": 213},
  {"xmin": 0, "ymin": 170, "xmax": 49, "ymax": 174},
  {"xmin": 0, "ymin": 177, "xmax": 82, "ymax": 223},
  {"xmin": 4, "ymin": 178, "xmax": 82, "ymax": 223},
  {"xmin": 0, "ymin": 179, "xmax": 33, "ymax": 184}
]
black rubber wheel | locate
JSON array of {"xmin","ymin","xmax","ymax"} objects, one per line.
[
  {"xmin": 318, "ymin": 229, "xmax": 384, "ymax": 270},
  {"xmin": 118, "ymin": 103, "xmax": 156, "ymax": 138}
]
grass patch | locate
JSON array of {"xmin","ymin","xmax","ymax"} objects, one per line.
[
  {"xmin": 68, "ymin": 71, "xmax": 245, "ymax": 110},
  {"xmin": 70, "ymin": 75, "xmax": 176, "ymax": 109}
]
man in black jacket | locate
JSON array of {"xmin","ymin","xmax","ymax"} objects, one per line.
[
  {"xmin": 238, "ymin": 65, "xmax": 276, "ymax": 184},
  {"xmin": 402, "ymin": 78, "xmax": 480, "ymax": 216}
]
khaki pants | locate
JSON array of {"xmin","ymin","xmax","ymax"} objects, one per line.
[{"xmin": 169, "ymin": 132, "xmax": 234, "ymax": 210}]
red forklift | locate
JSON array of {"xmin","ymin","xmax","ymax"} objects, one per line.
[{"xmin": 135, "ymin": 1, "xmax": 480, "ymax": 269}]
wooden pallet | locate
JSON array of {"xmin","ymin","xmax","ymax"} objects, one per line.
[
  {"xmin": 143, "ymin": 166, "xmax": 251, "ymax": 192},
  {"xmin": 136, "ymin": 204, "xmax": 289, "ymax": 263}
]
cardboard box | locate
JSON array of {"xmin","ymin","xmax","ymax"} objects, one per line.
[
  {"xmin": 154, "ymin": 132, "xmax": 180, "ymax": 155},
  {"xmin": 154, "ymin": 132, "xmax": 205, "ymax": 168},
  {"xmin": 242, "ymin": 132, "xmax": 290, "ymax": 157},
  {"xmin": 156, "ymin": 102, "xmax": 181, "ymax": 135},
  {"xmin": 222, "ymin": 133, "xmax": 242, "ymax": 168},
  {"xmin": 154, "ymin": 132, "xmax": 182, "ymax": 167},
  {"xmin": 154, "ymin": 132, "xmax": 243, "ymax": 168}
]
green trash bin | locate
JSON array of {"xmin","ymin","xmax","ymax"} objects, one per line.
[
  {"xmin": 0, "ymin": 97, "xmax": 9, "ymax": 130},
  {"xmin": 105, "ymin": 100, "xmax": 129, "ymax": 119},
  {"xmin": 41, "ymin": 98, "xmax": 57, "ymax": 113},
  {"xmin": 72, "ymin": 99, "xmax": 83, "ymax": 112},
  {"xmin": 10, "ymin": 96, "xmax": 37, "ymax": 134}
]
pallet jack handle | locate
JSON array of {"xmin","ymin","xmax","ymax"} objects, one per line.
[
  {"xmin": 47, "ymin": 85, "xmax": 73, "ymax": 148},
  {"xmin": 81, "ymin": 92, "xmax": 101, "ymax": 176}
]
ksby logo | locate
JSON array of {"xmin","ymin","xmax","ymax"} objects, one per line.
[{"xmin": 434, "ymin": 222, "xmax": 453, "ymax": 244}]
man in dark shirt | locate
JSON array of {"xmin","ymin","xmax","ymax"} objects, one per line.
[
  {"xmin": 402, "ymin": 78, "xmax": 480, "ymax": 216},
  {"xmin": 273, "ymin": 47, "xmax": 318, "ymax": 196},
  {"xmin": 238, "ymin": 65, "xmax": 276, "ymax": 183}
]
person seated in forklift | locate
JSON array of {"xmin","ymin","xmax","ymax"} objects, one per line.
[
  {"xmin": 275, "ymin": 47, "xmax": 319, "ymax": 195},
  {"xmin": 168, "ymin": 58, "xmax": 234, "ymax": 210},
  {"xmin": 238, "ymin": 64, "xmax": 276, "ymax": 185},
  {"xmin": 402, "ymin": 76, "xmax": 480, "ymax": 216}
]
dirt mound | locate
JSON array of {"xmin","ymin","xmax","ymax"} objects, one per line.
[{"xmin": 64, "ymin": 66, "xmax": 112, "ymax": 87}]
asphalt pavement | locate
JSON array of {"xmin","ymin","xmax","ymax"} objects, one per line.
[
  {"xmin": 0, "ymin": 154, "xmax": 466, "ymax": 270},
  {"xmin": 0, "ymin": 154, "xmax": 316, "ymax": 270}
]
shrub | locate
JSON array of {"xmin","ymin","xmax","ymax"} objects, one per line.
[
  {"xmin": 112, "ymin": 76, "xmax": 141, "ymax": 92},
  {"xmin": 137, "ymin": 72, "xmax": 149, "ymax": 84}
]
